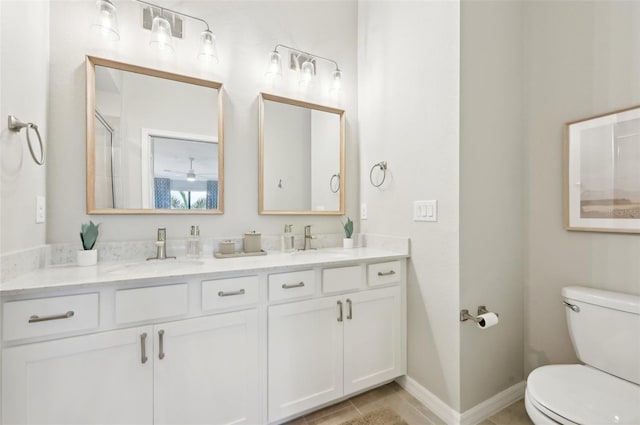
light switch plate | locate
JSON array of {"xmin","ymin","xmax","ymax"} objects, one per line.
[
  {"xmin": 413, "ymin": 200, "xmax": 437, "ymax": 222},
  {"xmin": 361, "ymin": 203, "xmax": 368, "ymax": 220},
  {"xmin": 36, "ymin": 196, "xmax": 45, "ymax": 223}
]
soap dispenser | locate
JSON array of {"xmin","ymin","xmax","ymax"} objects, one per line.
[
  {"xmin": 186, "ymin": 225, "xmax": 201, "ymax": 258},
  {"xmin": 282, "ymin": 224, "xmax": 294, "ymax": 252}
]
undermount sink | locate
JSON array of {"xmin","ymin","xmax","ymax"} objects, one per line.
[{"xmin": 105, "ymin": 258, "xmax": 205, "ymax": 275}]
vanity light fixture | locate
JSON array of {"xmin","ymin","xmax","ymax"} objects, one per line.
[
  {"xmin": 91, "ymin": 0, "xmax": 120, "ymax": 41},
  {"xmin": 266, "ymin": 44, "xmax": 343, "ymax": 93},
  {"xmin": 91, "ymin": 0, "xmax": 218, "ymax": 64}
]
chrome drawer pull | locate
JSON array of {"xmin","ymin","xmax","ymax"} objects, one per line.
[
  {"xmin": 346, "ymin": 299, "xmax": 353, "ymax": 320},
  {"xmin": 218, "ymin": 289, "xmax": 246, "ymax": 297},
  {"xmin": 282, "ymin": 281, "xmax": 305, "ymax": 289},
  {"xmin": 337, "ymin": 300, "xmax": 343, "ymax": 322},
  {"xmin": 158, "ymin": 329, "xmax": 165, "ymax": 360},
  {"xmin": 28, "ymin": 310, "xmax": 74, "ymax": 323},
  {"xmin": 377, "ymin": 270, "xmax": 396, "ymax": 277},
  {"xmin": 140, "ymin": 333, "xmax": 148, "ymax": 364}
]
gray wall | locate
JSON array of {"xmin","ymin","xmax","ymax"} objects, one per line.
[
  {"xmin": 524, "ymin": 0, "xmax": 640, "ymax": 374},
  {"xmin": 0, "ymin": 1, "xmax": 49, "ymax": 254},
  {"xmin": 358, "ymin": 0, "xmax": 462, "ymax": 410},
  {"xmin": 460, "ymin": 0, "xmax": 524, "ymax": 411}
]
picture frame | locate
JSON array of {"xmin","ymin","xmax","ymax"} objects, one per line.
[{"xmin": 564, "ymin": 105, "xmax": 640, "ymax": 233}]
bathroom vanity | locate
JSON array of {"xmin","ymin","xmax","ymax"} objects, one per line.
[{"xmin": 0, "ymin": 247, "xmax": 407, "ymax": 424}]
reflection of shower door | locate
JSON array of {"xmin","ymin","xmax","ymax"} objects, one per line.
[{"xmin": 95, "ymin": 110, "xmax": 115, "ymax": 208}]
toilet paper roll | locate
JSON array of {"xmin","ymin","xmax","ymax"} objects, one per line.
[{"xmin": 476, "ymin": 312, "xmax": 499, "ymax": 329}]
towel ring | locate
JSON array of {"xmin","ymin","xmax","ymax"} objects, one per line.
[
  {"xmin": 330, "ymin": 173, "xmax": 340, "ymax": 193},
  {"xmin": 369, "ymin": 161, "xmax": 387, "ymax": 187},
  {"xmin": 8, "ymin": 115, "xmax": 45, "ymax": 165}
]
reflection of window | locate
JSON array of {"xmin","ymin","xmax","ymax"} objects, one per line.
[
  {"xmin": 154, "ymin": 178, "xmax": 218, "ymax": 209},
  {"xmin": 171, "ymin": 190, "xmax": 207, "ymax": 210}
]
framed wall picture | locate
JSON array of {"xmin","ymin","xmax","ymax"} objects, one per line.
[{"xmin": 564, "ymin": 105, "xmax": 640, "ymax": 233}]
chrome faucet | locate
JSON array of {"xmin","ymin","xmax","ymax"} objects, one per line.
[
  {"xmin": 147, "ymin": 228, "xmax": 175, "ymax": 260},
  {"xmin": 303, "ymin": 225, "xmax": 316, "ymax": 250}
]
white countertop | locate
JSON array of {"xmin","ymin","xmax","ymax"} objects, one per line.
[{"xmin": 0, "ymin": 247, "xmax": 409, "ymax": 295}]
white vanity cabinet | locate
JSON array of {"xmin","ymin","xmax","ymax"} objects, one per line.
[
  {"xmin": 1, "ymin": 249, "xmax": 407, "ymax": 425},
  {"xmin": 3, "ymin": 325, "xmax": 153, "ymax": 425},
  {"xmin": 154, "ymin": 310, "xmax": 260, "ymax": 425},
  {"xmin": 267, "ymin": 264, "xmax": 405, "ymax": 423},
  {"xmin": 2, "ymin": 275, "xmax": 261, "ymax": 425}
]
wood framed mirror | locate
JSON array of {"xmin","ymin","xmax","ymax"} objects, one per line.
[
  {"xmin": 86, "ymin": 56, "xmax": 224, "ymax": 214},
  {"xmin": 259, "ymin": 93, "xmax": 345, "ymax": 215}
]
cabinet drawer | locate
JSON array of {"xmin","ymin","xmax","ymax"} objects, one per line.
[
  {"xmin": 3, "ymin": 293, "xmax": 99, "ymax": 341},
  {"xmin": 322, "ymin": 265, "xmax": 362, "ymax": 294},
  {"xmin": 269, "ymin": 270, "xmax": 315, "ymax": 301},
  {"xmin": 115, "ymin": 284, "xmax": 188, "ymax": 324},
  {"xmin": 202, "ymin": 275, "xmax": 259, "ymax": 311},
  {"xmin": 368, "ymin": 261, "xmax": 401, "ymax": 287}
]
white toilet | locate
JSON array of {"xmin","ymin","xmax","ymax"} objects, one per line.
[{"xmin": 525, "ymin": 286, "xmax": 640, "ymax": 424}]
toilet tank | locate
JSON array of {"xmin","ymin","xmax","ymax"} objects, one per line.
[{"xmin": 562, "ymin": 286, "xmax": 640, "ymax": 385}]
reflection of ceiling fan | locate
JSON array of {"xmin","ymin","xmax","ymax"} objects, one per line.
[{"xmin": 164, "ymin": 157, "xmax": 214, "ymax": 182}]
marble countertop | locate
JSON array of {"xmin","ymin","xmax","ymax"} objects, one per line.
[{"xmin": 0, "ymin": 247, "xmax": 409, "ymax": 295}]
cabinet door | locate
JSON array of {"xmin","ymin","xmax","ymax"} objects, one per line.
[
  {"xmin": 153, "ymin": 310, "xmax": 260, "ymax": 425},
  {"xmin": 343, "ymin": 286, "xmax": 402, "ymax": 395},
  {"xmin": 2, "ymin": 326, "xmax": 153, "ymax": 425},
  {"xmin": 268, "ymin": 296, "xmax": 344, "ymax": 422}
]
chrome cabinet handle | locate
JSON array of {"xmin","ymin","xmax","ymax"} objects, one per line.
[
  {"xmin": 346, "ymin": 299, "xmax": 353, "ymax": 320},
  {"xmin": 28, "ymin": 310, "xmax": 74, "ymax": 323},
  {"xmin": 282, "ymin": 281, "xmax": 304, "ymax": 289},
  {"xmin": 158, "ymin": 330, "xmax": 165, "ymax": 360},
  {"xmin": 377, "ymin": 270, "xmax": 396, "ymax": 277},
  {"xmin": 140, "ymin": 333, "xmax": 148, "ymax": 364},
  {"xmin": 562, "ymin": 300, "xmax": 580, "ymax": 313},
  {"xmin": 218, "ymin": 289, "xmax": 246, "ymax": 297},
  {"xmin": 337, "ymin": 300, "xmax": 343, "ymax": 322}
]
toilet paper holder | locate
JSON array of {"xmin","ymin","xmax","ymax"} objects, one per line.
[{"xmin": 459, "ymin": 305, "xmax": 499, "ymax": 323}]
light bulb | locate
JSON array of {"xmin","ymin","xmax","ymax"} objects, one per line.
[
  {"xmin": 149, "ymin": 15, "xmax": 173, "ymax": 52},
  {"xmin": 198, "ymin": 30, "xmax": 219, "ymax": 64},
  {"xmin": 91, "ymin": 0, "xmax": 120, "ymax": 41},
  {"xmin": 330, "ymin": 68, "xmax": 343, "ymax": 94},
  {"xmin": 265, "ymin": 50, "xmax": 282, "ymax": 79},
  {"xmin": 298, "ymin": 60, "xmax": 314, "ymax": 88}
]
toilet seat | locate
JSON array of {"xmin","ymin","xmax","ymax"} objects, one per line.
[{"xmin": 526, "ymin": 364, "xmax": 640, "ymax": 425}]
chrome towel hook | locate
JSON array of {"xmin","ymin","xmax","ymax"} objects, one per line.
[
  {"xmin": 8, "ymin": 115, "xmax": 45, "ymax": 165},
  {"xmin": 369, "ymin": 161, "xmax": 387, "ymax": 187}
]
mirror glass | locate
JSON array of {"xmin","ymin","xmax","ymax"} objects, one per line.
[
  {"xmin": 259, "ymin": 93, "xmax": 345, "ymax": 215},
  {"xmin": 86, "ymin": 56, "xmax": 224, "ymax": 214}
]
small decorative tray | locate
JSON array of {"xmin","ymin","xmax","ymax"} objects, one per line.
[{"xmin": 213, "ymin": 250, "xmax": 268, "ymax": 259}]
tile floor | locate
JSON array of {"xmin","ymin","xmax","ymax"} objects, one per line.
[{"xmin": 285, "ymin": 382, "xmax": 534, "ymax": 425}]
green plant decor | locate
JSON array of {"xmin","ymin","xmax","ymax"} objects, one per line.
[
  {"xmin": 343, "ymin": 217, "xmax": 354, "ymax": 239},
  {"xmin": 80, "ymin": 221, "xmax": 99, "ymax": 250}
]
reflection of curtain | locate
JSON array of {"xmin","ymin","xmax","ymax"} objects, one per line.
[
  {"xmin": 206, "ymin": 180, "xmax": 218, "ymax": 209},
  {"xmin": 154, "ymin": 178, "xmax": 171, "ymax": 209}
]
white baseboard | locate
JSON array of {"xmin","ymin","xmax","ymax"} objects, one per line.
[
  {"xmin": 396, "ymin": 376, "xmax": 461, "ymax": 424},
  {"xmin": 396, "ymin": 376, "xmax": 526, "ymax": 425}
]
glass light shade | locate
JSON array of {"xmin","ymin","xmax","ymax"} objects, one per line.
[
  {"xmin": 186, "ymin": 171, "xmax": 196, "ymax": 182},
  {"xmin": 149, "ymin": 16, "xmax": 174, "ymax": 52},
  {"xmin": 298, "ymin": 60, "xmax": 314, "ymax": 88},
  {"xmin": 198, "ymin": 30, "xmax": 219, "ymax": 64},
  {"xmin": 91, "ymin": 0, "xmax": 120, "ymax": 41},
  {"xmin": 265, "ymin": 50, "xmax": 282, "ymax": 79},
  {"xmin": 330, "ymin": 68, "xmax": 343, "ymax": 94}
]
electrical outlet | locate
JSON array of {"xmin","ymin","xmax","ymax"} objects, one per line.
[
  {"xmin": 36, "ymin": 196, "xmax": 45, "ymax": 223},
  {"xmin": 361, "ymin": 203, "xmax": 368, "ymax": 220}
]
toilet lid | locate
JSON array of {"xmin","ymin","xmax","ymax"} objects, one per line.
[{"xmin": 527, "ymin": 364, "xmax": 640, "ymax": 424}]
